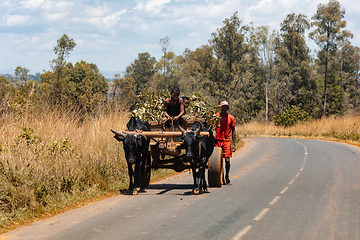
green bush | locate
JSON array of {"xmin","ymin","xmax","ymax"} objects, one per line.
[{"xmin": 274, "ymin": 106, "xmax": 309, "ymax": 127}]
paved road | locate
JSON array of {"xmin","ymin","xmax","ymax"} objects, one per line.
[{"xmin": 2, "ymin": 138, "xmax": 360, "ymax": 240}]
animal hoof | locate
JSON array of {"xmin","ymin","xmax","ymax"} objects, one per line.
[
  {"xmin": 132, "ymin": 190, "xmax": 138, "ymax": 195},
  {"xmin": 225, "ymin": 177, "xmax": 231, "ymax": 184},
  {"xmin": 193, "ymin": 190, "xmax": 200, "ymax": 195},
  {"xmin": 139, "ymin": 188, "xmax": 146, "ymax": 193},
  {"xmin": 203, "ymin": 187, "xmax": 208, "ymax": 192}
]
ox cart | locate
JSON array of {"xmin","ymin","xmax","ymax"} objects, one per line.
[{"xmin": 115, "ymin": 118, "xmax": 224, "ymax": 188}]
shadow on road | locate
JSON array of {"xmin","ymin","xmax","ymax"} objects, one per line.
[
  {"xmin": 147, "ymin": 183, "xmax": 193, "ymax": 195},
  {"xmin": 120, "ymin": 183, "xmax": 210, "ymax": 195}
]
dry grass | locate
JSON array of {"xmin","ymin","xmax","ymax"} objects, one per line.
[
  {"xmin": 0, "ymin": 107, "xmax": 130, "ymax": 231},
  {"xmin": 2, "ymin": 106, "xmax": 359, "ymax": 233},
  {"xmin": 0, "ymin": 106, "xmax": 179, "ymax": 233},
  {"xmin": 237, "ymin": 115, "xmax": 360, "ymax": 146}
]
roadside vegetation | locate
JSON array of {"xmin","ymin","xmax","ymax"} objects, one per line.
[
  {"xmin": 1, "ymin": 107, "xmax": 359, "ymax": 233},
  {"xmin": 1, "ymin": 0, "xmax": 360, "ymax": 234},
  {"xmin": 237, "ymin": 115, "xmax": 360, "ymax": 146},
  {"xmin": 0, "ymin": 107, "xmax": 178, "ymax": 233}
]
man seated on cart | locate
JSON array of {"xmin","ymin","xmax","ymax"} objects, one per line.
[{"xmin": 161, "ymin": 87, "xmax": 188, "ymax": 131}]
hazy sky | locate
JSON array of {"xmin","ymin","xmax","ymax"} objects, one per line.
[{"xmin": 1, "ymin": 0, "xmax": 359, "ymax": 77}]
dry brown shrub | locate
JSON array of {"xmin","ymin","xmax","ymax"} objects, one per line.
[{"xmin": 0, "ymin": 105, "xmax": 130, "ymax": 230}]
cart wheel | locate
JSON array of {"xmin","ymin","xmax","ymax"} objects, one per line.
[
  {"xmin": 208, "ymin": 147, "xmax": 223, "ymax": 187},
  {"xmin": 144, "ymin": 152, "xmax": 151, "ymax": 187}
]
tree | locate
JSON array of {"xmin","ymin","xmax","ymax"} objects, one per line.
[
  {"xmin": 175, "ymin": 46, "xmax": 215, "ymax": 101},
  {"xmin": 276, "ymin": 13, "xmax": 316, "ymax": 116},
  {"xmin": 230, "ymin": 24, "xmax": 266, "ymax": 122},
  {"xmin": 158, "ymin": 36, "xmax": 172, "ymax": 76},
  {"xmin": 64, "ymin": 61, "xmax": 108, "ymax": 114},
  {"xmin": 352, "ymin": 47, "xmax": 360, "ymax": 111},
  {"xmin": 151, "ymin": 37, "xmax": 180, "ymax": 90},
  {"xmin": 251, "ymin": 26, "xmax": 277, "ymax": 120},
  {"xmin": 160, "ymin": 36, "xmax": 171, "ymax": 56},
  {"xmin": 209, "ymin": 12, "xmax": 248, "ymax": 100},
  {"xmin": 153, "ymin": 51, "xmax": 179, "ymax": 91},
  {"xmin": 39, "ymin": 71, "xmax": 57, "ymax": 105},
  {"xmin": 43, "ymin": 34, "xmax": 77, "ymax": 104},
  {"xmin": 334, "ymin": 41, "xmax": 360, "ymax": 113},
  {"xmin": 0, "ymin": 75, "xmax": 9, "ymax": 85},
  {"xmin": 309, "ymin": 0, "xmax": 353, "ymax": 117},
  {"xmin": 124, "ymin": 52, "xmax": 156, "ymax": 94},
  {"xmin": 110, "ymin": 74, "xmax": 137, "ymax": 111},
  {"xmin": 51, "ymin": 34, "xmax": 77, "ymax": 78},
  {"xmin": 40, "ymin": 61, "xmax": 108, "ymax": 115},
  {"xmin": 14, "ymin": 66, "xmax": 30, "ymax": 84}
]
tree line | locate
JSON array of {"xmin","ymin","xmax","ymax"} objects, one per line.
[{"xmin": 1, "ymin": 0, "xmax": 359, "ymax": 123}]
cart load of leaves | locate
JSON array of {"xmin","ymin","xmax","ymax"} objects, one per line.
[{"xmin": 131, "ymin": 90, "xmax": 220, "ymax": 130}]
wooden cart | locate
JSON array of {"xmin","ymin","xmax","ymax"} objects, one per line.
[{"xmin": 128, "ymin": 118, "xmax": 224, "ymax": 188}]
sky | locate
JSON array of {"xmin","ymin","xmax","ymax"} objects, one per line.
[{"xmin": 1, "ymin": 0, "xmax": 359, "ymax": 78}]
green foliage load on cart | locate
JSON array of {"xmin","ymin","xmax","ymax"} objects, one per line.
[
  {"xmin": 274, "ymin": 106, "xmax": 310, "ymax": 127},
  {"xmin": 131, "ymin": 90, "xmax": 167, "ymax": 122},
  {"xmin": 131, "ymin": 91, "xmax": 220, "ymax": 129}
]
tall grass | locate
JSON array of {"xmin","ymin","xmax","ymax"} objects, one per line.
[
  {"xmin": 0, "ymin": 105, "xmax": 133, "ymax": 231},
  {"xmin": 0, "ymin": 104, "xmax": 179, "ymax": 232},
  {"xmin": 237, "ymin": 115, "xmax": 360, "ymax": 145},
  {"xmin": 2, "ymin": 105, "xmax": 359, "ymax": 232}
]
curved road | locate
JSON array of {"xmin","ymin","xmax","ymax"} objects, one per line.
[{"xmin": 2, "ymin": 138, "xmax": 360, "ymax": 240}]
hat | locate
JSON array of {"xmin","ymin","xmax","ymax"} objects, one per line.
[{"xmin": 220, "ymin": 101, "xmax": 229, "ymax": 107}]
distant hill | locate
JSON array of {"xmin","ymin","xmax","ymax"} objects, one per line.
[
  {"xmin": 1, "ymin": 69, "xmax": 123, "ymax": 81},
  {"xmin": 100, "ymin": 70, "xmax": 124, "ymax": 79},
  {"xmin": 0, "ymin": 69, "xmax": 15, "ymax": 75}
]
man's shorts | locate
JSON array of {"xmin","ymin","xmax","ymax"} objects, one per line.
[
  {"xmin": 162, "ymin": 115, "xmax": 186, "ymax": 128},
  {"xmin": 216, "ymin": 140, "xmax": 232, "ymax": 158}
]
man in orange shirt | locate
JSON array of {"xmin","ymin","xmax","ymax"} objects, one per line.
[{"xmin": 215, "ymin": 101, "xmax": 236, "ymax": 184}]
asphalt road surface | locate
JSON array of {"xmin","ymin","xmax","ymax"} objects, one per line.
[{"xmin": 2, "ymin": 137, "xmax": 360, "ymax": 240}]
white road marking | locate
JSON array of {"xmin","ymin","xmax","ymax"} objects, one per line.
[
  {"xmin": 231, "ymin": 226, "xmax": 253, "ymax": 240},
  {"xmin": 269, "ymin": 196, "xmax": 281, "ymax": 205},
  {"xmin": 253, "ymin": 208, "xmax": 270, "ymax": 221},
  {"xmin": 233, "ymin": 140, "xmax": 310, "ymax": 240},
  {"xmin": 280, "ymin": 187, "xmax": 288, "ymax": 194}
]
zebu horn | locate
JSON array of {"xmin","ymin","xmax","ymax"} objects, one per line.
[
  {"xmin": 178, "ymin": 123, "xmax": 187, "ymax": 134},
  {"xmin": 110, "ymin": 129, "xmax": 126, "ymax": 137},
  {"xmin": 195, "ymin": 122, "xmax": 202, "ymax": 135}
]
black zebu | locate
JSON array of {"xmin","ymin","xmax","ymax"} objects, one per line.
[
  {"xmin": 111, "ymin": 117, "xmax": 150, "ymax": 195},
  {"xmin": 179, "ymin": 122, "xmax": 215, "ymax": 194}
]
